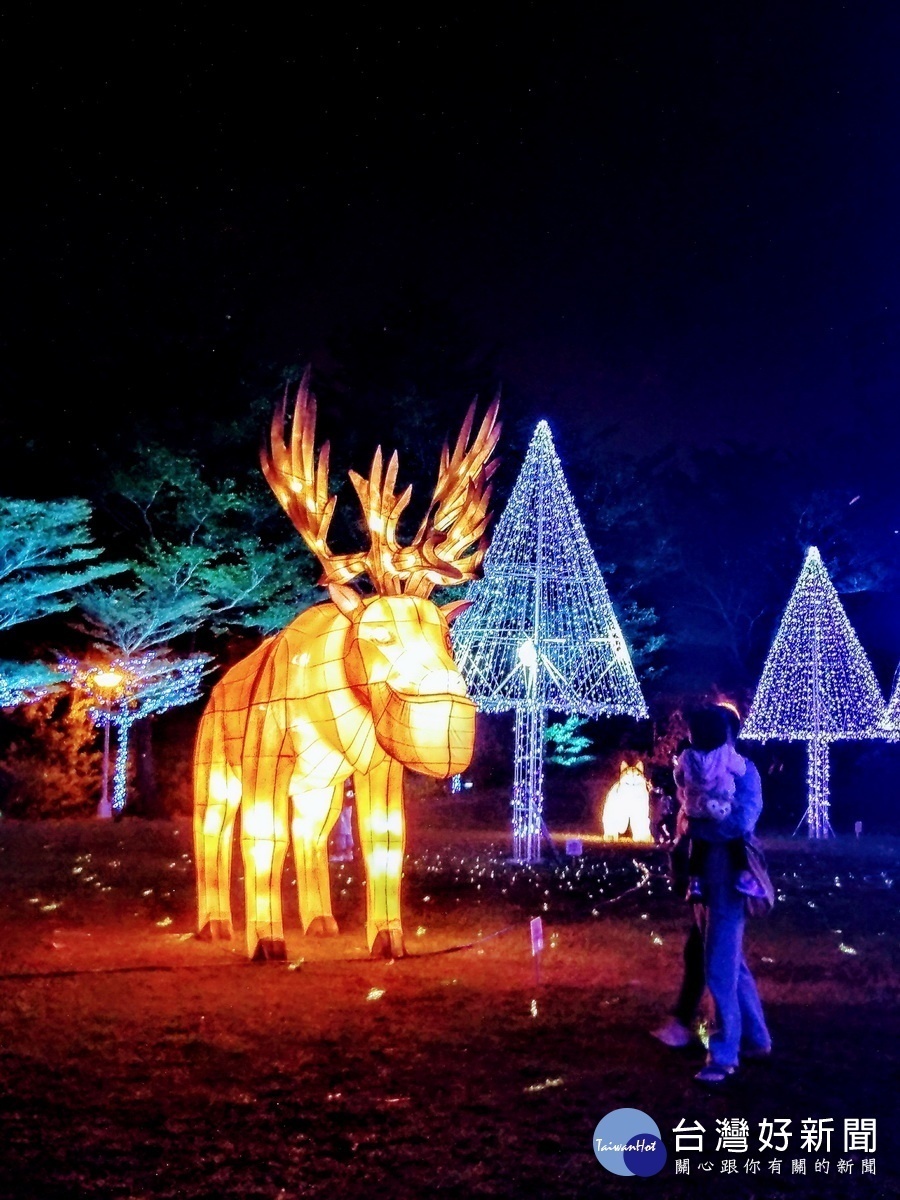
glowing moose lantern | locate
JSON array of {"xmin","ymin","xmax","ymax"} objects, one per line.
[{"xmin": 194, "ymin": 378, "xmax": 500, "ymax": 959}]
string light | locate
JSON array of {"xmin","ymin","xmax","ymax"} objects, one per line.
[
  {"xmin": 743, "ymin": 546, "xmax": 885, "ymax": 838},
  {"xmin": 0, "ymin": 665, "xmax": 58, "ymax": 709},
  {"xmin": 452, "ymin": 421, "xmax": 647, "ymax": 861},
  {"xmin": 879, "ymin": 663, "xmax": 900, "ymax": 740},
  {"xmin": 0, "ymin": 676, "xmax": 25, "ymax": 708}
]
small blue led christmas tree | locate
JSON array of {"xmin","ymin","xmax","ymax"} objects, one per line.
[
  {"xmin": 451, "ymin": 421, "xmax": 647, "ymax": 861},
  {"xmin": 743, "ymin": 546, "xmax": 885, "ymax": 837}
]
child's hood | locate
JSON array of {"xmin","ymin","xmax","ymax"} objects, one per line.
[{"xmin": 681, "ymin": 745, "xmax": 743, "ymax": 786}]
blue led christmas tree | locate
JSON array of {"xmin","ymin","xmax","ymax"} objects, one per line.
[
  {"xmin": 743, "ymin": 546, "xmax": 885, "ymax": 837},
  {"xmin": 451, "ymin": 420, "xmax": 647, "ymax": 861}
]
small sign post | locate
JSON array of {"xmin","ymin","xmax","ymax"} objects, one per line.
[{"xmin": 530, "ymin": 916, "xmax": 544, "ymax": 991}]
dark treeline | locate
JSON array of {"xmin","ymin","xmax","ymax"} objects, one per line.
[
  {"xmin": 5, "ymin": 291, "xmax": 900, "ymax": 700},
  {"xmin": 3, "ymin": 295, "xmax": 900, "ymax": 831}
]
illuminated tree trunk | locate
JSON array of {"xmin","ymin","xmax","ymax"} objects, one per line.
[
  {"xmin": 806, "ymin": 737, "xmax": 833, "ymax": 839},
  {"xmin": 451, "ymin": 421, "xmax": 647, "ymax": 859},
  {"xmin": 112, "ymin": 720, "xmax": 130, "ymax": 816},
  {"xmin": 513, "ymin": 707, "xmax": 545, "ymax": 862}
]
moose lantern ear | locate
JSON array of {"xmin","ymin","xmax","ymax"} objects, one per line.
[
  {"xmin": 328, "ymin": 583, "xmax": 365, "ymax": 621},
  {"xmin": 440, "ymin": 599, "xmax": 473, "ymax": 626}
]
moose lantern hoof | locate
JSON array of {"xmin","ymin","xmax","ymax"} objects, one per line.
[
  {"xmin": 306, "ymin": 915, "xmax": 340, "ymax": 938},
  {"xmin": 193, "ymin": 376, "xmax": 500, "ymax": 960},
  {"xmin": 252, "ymin": 938, "xmax": 288, "ymax": 963},
  {"xmin": 370, "ymin": 926, "xmax": 406, "ymax": 960},
  {"xmin": 197, "ymin": 918, "xmax": 234, "ymax": 942}
]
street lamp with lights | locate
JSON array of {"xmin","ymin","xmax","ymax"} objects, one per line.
[{"xmin": 87, "ymin": 667, "xmax": 127, "ymax": 820}]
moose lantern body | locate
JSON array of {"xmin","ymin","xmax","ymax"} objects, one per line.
[{"xmin": 194, "ymin": 380, "xmax": 499, "ymax": 959}]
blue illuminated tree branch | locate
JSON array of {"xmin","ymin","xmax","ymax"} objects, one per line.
[
  {"xmin": 451, "ymin": 421, "xmax": 647, "ymax": 861},
  {"xmin": 0, "ymin": 497, "xmax": 120, "ymax": 706},
  {"xmin": 743, "ymin": 546, "xmax": 885, "ymax": 837}
]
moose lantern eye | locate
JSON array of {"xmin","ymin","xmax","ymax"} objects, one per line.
[{"xmin": 368, "ymin": 627, "xmax": 395, "ymax": 646}]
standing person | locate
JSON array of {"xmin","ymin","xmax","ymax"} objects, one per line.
[
  {"xmin": 652, "ymin": 705, "xmax": 771, "ymax": 1084},
  {"xmin": 674, "ymin": 708, "xmax": 765, "ymax": 902},
  {"xmin": 651, "ymin": 801, "xmax": 704, "ymax": 1048}
]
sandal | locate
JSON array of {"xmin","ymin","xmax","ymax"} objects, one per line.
[{"xmin": 695, "ymin": 1061, "xmax": 736, "ymax": 1085}]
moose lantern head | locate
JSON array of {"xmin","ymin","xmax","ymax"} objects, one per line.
[{"xmin": 194, "ymin": 376, "xmax": 500, "ymax": 959}]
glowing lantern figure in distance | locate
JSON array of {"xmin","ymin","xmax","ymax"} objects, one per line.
[
  {"xmin": 194, "ymin": 378, "xmax": 499, "ymax": 959},
  {"xmin": 601, "ymin": 760, "xmax": 652, "ymax": 842}
]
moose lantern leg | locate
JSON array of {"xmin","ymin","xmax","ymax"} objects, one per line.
[
  {"xmin": 241, "ymin": 796, "xmax": 291, "ymax": 961},
  {"xmin": 194, "ymin": 792, "xmax": 240, "ymax": 940},
  {"xmin": 193, "ymin": 701, "xmax": 241, "ymax": 940},
  {"xmin": 355, "ymin": 758, "xmax": 407, "ymax": 958},
  {"xmin": 292, "ymin": 780, "xmax": 344, "ymax": 937},
  {"xmin": 240, "ymin": 719, "xmax": 294, "ymax": 960}
]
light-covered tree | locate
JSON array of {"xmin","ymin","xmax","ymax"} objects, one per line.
[
  {"xmin": 452, "ymin": 421, "xmax": 647, "ymax": 861},
  {"xmin": 59, "ymin": 651, "xmax": 208, "ymax": 818},
  {"xmin": 743, "ymin": 546, "xmax": 885, "ymax": 837},
  {"xmin": 0, "ymin": 497, "xmax": 119, "ymax": 704}
]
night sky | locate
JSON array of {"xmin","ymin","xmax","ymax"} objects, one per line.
[{"xmin": 5, "ymin": 4, "xmax": 900, "ymax": 482}]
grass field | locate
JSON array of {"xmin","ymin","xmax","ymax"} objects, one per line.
[{"xmin": 0, "ymin": 814, "xmax": 897, "ymax": 1198}]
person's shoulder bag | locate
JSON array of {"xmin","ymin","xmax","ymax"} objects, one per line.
[{"xmin": 743, "ymin": 836, "xmax": 775, "ymax": 917}]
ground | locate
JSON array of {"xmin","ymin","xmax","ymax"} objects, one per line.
[{"xmin": 0, "ymin": 813, "xmax": 897, "ymax": 1199}]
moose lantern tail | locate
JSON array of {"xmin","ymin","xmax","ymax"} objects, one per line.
[{"xmin": 194, "ymin": 377, "xmax": 499, "ymax": 959}]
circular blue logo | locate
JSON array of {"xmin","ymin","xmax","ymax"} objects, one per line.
[{"xmin": 593, "ymin": 1108, "xmax": 667, "ymax": 1177}]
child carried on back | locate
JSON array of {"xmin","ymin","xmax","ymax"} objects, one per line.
[{"xmin": 674, "ymin": 706, "xmax": 765, "ymax": 902}]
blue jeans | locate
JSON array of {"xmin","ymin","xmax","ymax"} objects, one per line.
[{"xmin": 699, "ymin": 844, "xmax": 770, "ymax": 1068}]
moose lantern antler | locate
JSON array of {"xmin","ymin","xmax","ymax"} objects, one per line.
[{"xmin": 194, "ymin": 375, "xmax": 500, "ymax": 959}]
